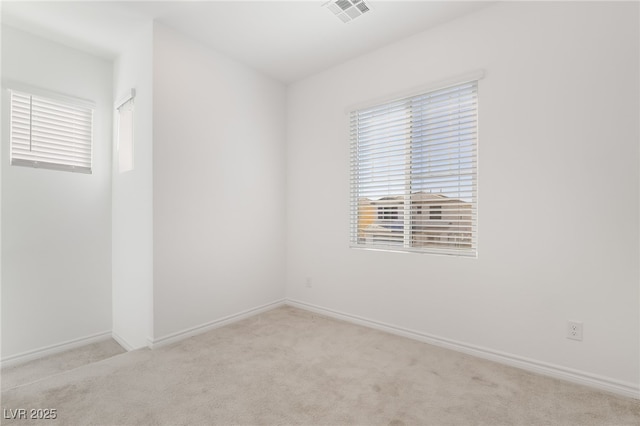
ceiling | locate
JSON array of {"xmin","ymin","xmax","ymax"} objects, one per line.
[{"xmin": 1, "ymin": 1, "xmax": 494, "ymax": 83}]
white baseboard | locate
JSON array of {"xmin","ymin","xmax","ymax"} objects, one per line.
[
  {"xmin": 286, "ymin": 299, "xmax": 640, "ymax": 400},
  {"xmin": 111, "ymin": 331, "xmax": 136, "ymax": 352},
  {"xmin": 1, "ymin": 331, "xmax": 112, "ymax": 369},
  {"xmin": 148, "ymin": 299, "xmax": 286, "ymax": 349}
]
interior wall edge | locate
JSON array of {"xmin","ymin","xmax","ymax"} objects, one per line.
[{"xmin": 148, "ymin": 298, "xmax": 286, "ymax": 350}]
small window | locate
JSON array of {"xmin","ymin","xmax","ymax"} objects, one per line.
[
  {"xmin": 378, "ymin": 206, "xmax": 398, "ymax": 221},
  {"xmin": 429, "ymin": 206, "xmax": 442, "ymax": 220},
  {"xmin": 350, "ymin": 79, "xmax": 478, "ymax": 256},
  {"xmin": 9, "ymin": 89, "xmax": 93, "ymax": 174}
]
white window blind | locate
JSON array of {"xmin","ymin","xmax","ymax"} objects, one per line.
[
  {"xmin": 10, "ymin": 89, "xmax": 93, "ymax": 174},
  {"xmin": 350, "ymin": 80, "xmax": 478, "ymax": 257}
]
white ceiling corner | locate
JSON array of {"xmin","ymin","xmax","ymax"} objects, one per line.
[{"xmin": 1, "ymin": 1, "xmax": 495, "ymax": 83}]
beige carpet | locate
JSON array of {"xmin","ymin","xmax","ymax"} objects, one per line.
[
  {"xmin": 1, "ymin": 339, "xmax": 125, "ymax": 391},
  {"xmin": 1, "ymin": 306, "xmax": 639, "ymax": 425}
]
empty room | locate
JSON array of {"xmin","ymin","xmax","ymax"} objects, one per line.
[{"xmin": 1, "ymin": 0, "xmax": 639, "ymax": 424}]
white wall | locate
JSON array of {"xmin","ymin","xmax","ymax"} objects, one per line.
[
  {"xmin": 286, "ymin": 2, "xmax": 639, "ymax": 394},
  {"xmin": 112, "ymin": 23, "xmax": 154, "ymax": 350},
  {"xmin": 152, "ymin": 24, "xmax": 286, "ymax": 339},
  {"xmin": 1, "ymin": 26, "xmax": 113, "ymax": 358}
]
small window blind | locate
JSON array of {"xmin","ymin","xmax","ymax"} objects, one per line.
[
  {"xmin": 10, "ymin": 90, "xmax": 93, "ymax": 174},
  {"xmin": 350, "ymin": 80, "xmax": 478, "ymax": 257}
]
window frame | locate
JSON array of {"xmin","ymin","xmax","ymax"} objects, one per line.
[
  {"xmin": 7, "ymin": 83, "xmax": 95, "ymax": 174},
  {"xmin": 349, "ymin": 72, "xmax": 482, "ymax": 257}
]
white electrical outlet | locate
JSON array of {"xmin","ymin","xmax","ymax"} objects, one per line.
[
  {"xmin": 567, "ymin": 321, "xmax": 583, "ymax": 341},
  {"xmin": 305, "ymin": 277, "xmax": 312, "ymax": 288}
]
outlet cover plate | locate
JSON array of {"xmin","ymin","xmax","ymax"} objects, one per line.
[{"xmin": 567, "ymin": 320, "xmax": 583, "ymax": 341}]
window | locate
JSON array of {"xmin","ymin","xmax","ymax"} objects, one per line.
[
  {"xmin": 9, "ymin": 89, "xmax": 93, "ymax": 174},
  {"xmin": 350, "ymin": 79, "xmax": 478, "ymax": 256},
  {"xmin": 378, "ymin": 205, "xmax": 398, "ymax": 221},
  {"xmin": 429, "ymin": 206, "xmax": 442, "ymax": 221}
]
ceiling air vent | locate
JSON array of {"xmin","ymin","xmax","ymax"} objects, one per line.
[{"xmin": 324, "ymin": 0, "xmax": 372, "ymax": 23}]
